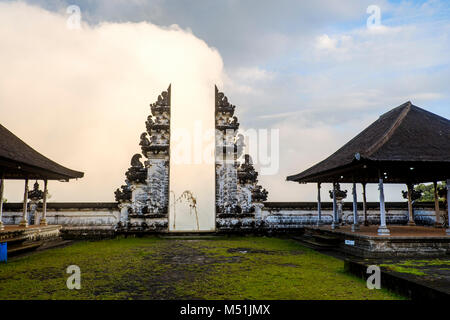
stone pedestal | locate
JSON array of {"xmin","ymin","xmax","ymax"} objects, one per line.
[
  {"xmin": 19, "ymin": 219, "xmax": 28, "ymax": 228},
  {"xmin": 377, "ymin": 226, "xmax": 390, "ymax": 235},
  {"xmin": 118, "ymin": 202, "xmax": 131, "ymax": 226}
]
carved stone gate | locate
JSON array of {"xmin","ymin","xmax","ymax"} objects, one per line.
[{"xmin": 114, "ymin": 85, "xmax": 268, "ymax": 232}]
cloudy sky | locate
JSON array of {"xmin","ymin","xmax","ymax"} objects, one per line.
[{"xmin": 1, "ymin": 0, "xmax": 449, "ymax": 202}]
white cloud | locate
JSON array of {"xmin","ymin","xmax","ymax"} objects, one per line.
[
  {"xmin": 232, "ymin": 67, "xmax": 275, "ymax": 82},
  {"xmin": 315, "ymin": 34, "xmax": 338, "ymax": 50},
  {"xmin": 0, "ymin": 2, "xmax": 224, "ymax": 201}
]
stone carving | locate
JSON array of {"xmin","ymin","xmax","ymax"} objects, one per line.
[
  {"xmin": 139, "ymin": 133, "xmax": 151, "ymax": 154},
  {"xmin": 329, "ymin": 183, "xmax": 348, "ymax": 200},
  {"xmin": 215, "ymin": 86, "xmax": 268, "ymax": 221},
  {"xmin": 114, "ymin": 184, "xmax": 132, "ymax": 202},
  {"xmin": 252, "ymin": 185, "xmax": 269, "ymax": 203},
  {"xmin": 329, "ymin": 183, "xmax": 347, "ymax": 224},
  {"xmin": 115, "ymin": 85, "xmax": 171, "ymax": 229},
  {"xmin": 238, "ymin": 155, "xmax": 258, "ymax": 184},
  {"xmin": 125, "ymin": 154, "xmax": 147, "ymax": 184},
  {"xmin": 27, "ymin": 181, "xmax": 44, "ymax": 225},
  {"xmin": 28, "ymin": 181, "xmax": 44, "ymax": 201}
]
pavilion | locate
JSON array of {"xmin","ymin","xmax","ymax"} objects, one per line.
[
  {"xmin": 0, "ymin": 123, "xmax": 83, "ymax": 230},
  {"xmin": 287, "ymin": 101, "xmax": 450, "ymax": 236}
]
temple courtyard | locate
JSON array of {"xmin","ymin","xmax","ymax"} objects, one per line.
[{"xmin": 0, "ymin": 236, "xmax": 404, "ymax": 300}]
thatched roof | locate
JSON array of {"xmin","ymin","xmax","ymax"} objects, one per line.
[
  {"xmin": 0, "ymin": 123, "xmax": 84, "ymax": 180},
  {"xmin": 287, "ymin": 102, "xmax": 450, "ymax": 184}
]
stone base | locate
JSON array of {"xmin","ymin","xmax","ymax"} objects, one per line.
[
  {"xmin": 216, "ymin": 217, "xmax": 257, "ymax": 232},
  {"xmin": 40, "ymin": 218, "xmax": 48, "ymax": 226},
  {"xmin": 377, "ymin": 226, "xmax": 390, "ymax": 236},
  {"xmin": 331, "ymin": 222, "xmax": 340, "ymax": 230},
  {"xmin": 434, "ymin": 222, "xmax": 442, "ymax": 228},
  {"xmin": 407, "ymin": 220, "xmax": 416, "ymax": 226},
  {"xmin": 351, "ymin": 224, "xmax": 359, "ymax": 232},
  {"xmin": 0, "ymin": 225, "xmax": 61, "ymax": 243},
  {"xmin": 61, "ymin": 227, "xmax": 116, "ymax": 240},
  {"xmin": 18, "ymin": 220, "xmax": 28, "ymax": 228},
  {"xmin": 305, "ymin": 226, "xmax": 450, "ymax": 258},
  {"xmin": 128, "ymin": 215, "xmax": 168, "ymax": 232}
]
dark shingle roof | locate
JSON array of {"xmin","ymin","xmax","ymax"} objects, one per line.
[
  {"xmin": 0, "ymin": 123, "xmax": 84, "ymax": 180},
  {"xmin": 287, "ymin": 102, "xmax": 450, "ymax": 183}
]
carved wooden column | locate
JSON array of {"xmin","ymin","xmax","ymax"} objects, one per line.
[
  {"xmin": 377, "ymin": 178, "xmax": 390, "ymax": 235},
  {"xmin": 0, "ymin": 178, "xmax": 4, "ymax": 230},
  {"xmin": 433, "ymin": 181, "xmax": 441, "ymax": 228},
  {"xmin": 351, "ymin": 182, "xmax": 359, "ymax": 232},
  {"xmin": 406, "ymin": 184, "xmax": 416, "ymax": 226},
  {"xmin": 19, "ymin": 179, "xmax": 29, "ymax": 228},
  {"xmin": 362, "ymin": 183, "xmax": 368, "ymax": 226},
  {"xmin": 40, "ymin": 179, "xmax": 48, "ymax": 226},
  {"xmin": 317, "ymin": 182, "xmax": 322, "ymax": 226},
  {"xmin": 331, "ymin": 183, "xmax": 339, "ymax": 229},
  {"xmin": 446, "ymin": 179, "xmax": 450, "ymax": 236}
]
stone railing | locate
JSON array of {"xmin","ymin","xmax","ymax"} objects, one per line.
[{"xmin": 262, "ymin": 201, "xmax": 445, "ymax": 228}]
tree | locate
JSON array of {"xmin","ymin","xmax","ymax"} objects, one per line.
[{"xmin": 414, "ymin": 182, "xmax": 446, "ymax": 202}]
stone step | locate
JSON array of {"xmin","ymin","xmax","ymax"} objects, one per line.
[
  {"xmin": 7, "ymin": 241, "xmax": 42, "ymax": 256},
  {"xmin": 312, "ymin": 234, "xmax": 340, "ymax": 244},
  {"xmin": 36, "ymin": 239, "xmax": 73, "ymax": 252},
  {"xmin": 158, "ymin": 233, "xmax": 219, "ymax": 240},
  {"xmin": 292, "ymin": 236, "xmax": 338, "ymax": 250}
]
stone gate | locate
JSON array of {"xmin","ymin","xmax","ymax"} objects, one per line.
[{"xmin": 114, "ymin": 85, "xmax": 268, "ymax": 232}]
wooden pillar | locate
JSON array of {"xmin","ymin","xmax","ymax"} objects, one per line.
[
  {"xmin": 433, "ymin": 181, "xmax": 441, "ymax": 228},
  {"xmin": 331, "ymin": 182, "xmax": 339, "ymax": 229},
  {"xmin": 40, "ymin": 179, "xmax": 48, "ymax": 226},
  {"xmin": 406, "ymin": 184, "xmax": 416, "ymax": 226},
  {"xmin": 377, "ymin": 177, "xmax": 390, "ymax": 235},
  {"xmin": 19, "ymin": 178, "xmax": 29, "ymax": 228},
  {"xmin": 362, "ymin": 183, "xmax": 368, "ymax": 226},
  {"xmin": 446, "ymin": 179, "xmax": 450, "ymax": 236},
  {"xmin": 0, "ymin": 178, "xmax": 4, "ymax": 230},
  {"xmin": 317, "ymin": 182, "xmax": 322, "ymax": 226},
  {"xmin": 351, "ymin": 182, "xmax": 359, "ymax": 232}
]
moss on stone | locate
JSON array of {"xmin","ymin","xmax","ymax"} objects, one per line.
[
  {"xmin": 380, "ymin": 259, "xmax": 450, "ymax": 277},
  {"xmin": 0, "ymin": 236, "xmax": 402, "ymax": 300}
]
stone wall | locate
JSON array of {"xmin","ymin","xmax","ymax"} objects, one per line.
[
  {"xmin": 2, "ymin": 201, "xmax": 445, "ymax": 237},
  {"xmin": 2, "ymin": 203, "xmax": 119, "ymax": 238}
]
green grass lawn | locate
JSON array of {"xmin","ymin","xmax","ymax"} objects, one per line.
[{"xmin": 0, "ymin": 236, "xmax": 402, "ymax": 300}]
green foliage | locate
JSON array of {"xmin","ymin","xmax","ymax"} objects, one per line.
[
  {"xmin": 0, "ymin": 236, "xmax": 402, "ymax": 300},
  {"xmin": 414, "ymin": 182, "xmax": 446, "ymax": 202}
]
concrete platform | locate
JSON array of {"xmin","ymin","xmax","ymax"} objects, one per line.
[
  {"xmin": 0, "ymin": 225, "xmax": 61, "ymax": 256},
  {"xmin": 0, "ymin": 225, "xmax": 61, "ymax": 241},
  {"xmin": 303, "ymin": 225, "xmax": 450, "ymax": 258}
]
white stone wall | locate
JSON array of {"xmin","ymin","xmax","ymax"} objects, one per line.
[
  {"xmin": 1, "ymin": 203, "xmax": 442, "ymax": 233},
  {"xmin": 2, "ymin": 208, "xmax": 120, "ymax": 230}
]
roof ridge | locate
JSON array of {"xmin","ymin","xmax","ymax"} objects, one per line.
[{"xmin": 363, "ymin": 101, "xmax": 411, "ymax": 157}]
